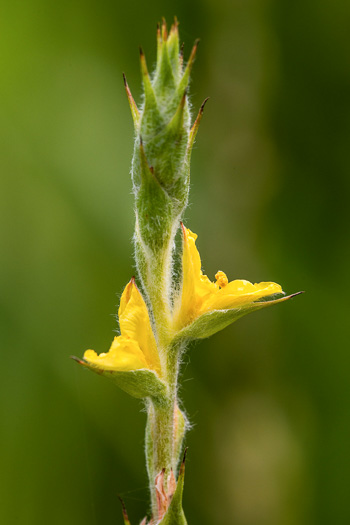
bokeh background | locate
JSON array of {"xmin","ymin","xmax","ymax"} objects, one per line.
[{"xmin": 1, "ymin": 1, "xmax": 349, "ymax": 524}]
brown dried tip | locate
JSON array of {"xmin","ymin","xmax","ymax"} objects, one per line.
[
  {"xmin": 179, "ymin": 447, "xmax": 188, "ymax": 476},
  {"xmin": 199, "ymin": 97, "xmax": 210, "ymax": 114},
  {"xmin": 188, "ymin": 98, "xmax": 209, "ymax": 147},
  {"xmin": 139, "ymin": 47, "xmax": 150, "ymax": 80},
  {"xmin": 70, "ymin": 355, "xmax": 85, "ymax": 365},
  {"xmin": 188, "ymin": 38, "xmax": 200, "ymax": 64},
  {"xmin": 122, "ymin": 72, "xmax": 140, "ymax": 127},
  {"xmin": 289, "ymin": 291, "xmax": 305, "ymax": 298},
  {"xmin": 170, "ymin": 16, "xmax": 179, "ymax": 35},
  {"xmin": 122, "ymin": 72, "xmax": 127, "ymax": 87},
  {"xmin": 179, "ymin": 42, "xmax": 185, "ymax": 69},
  {"xmin": 161, "ymin": 17, "xmax": 168, "ymax": 40},
  {"xmin": 118, "ymin": 496, "xmax": 131, "ymax": 525}
]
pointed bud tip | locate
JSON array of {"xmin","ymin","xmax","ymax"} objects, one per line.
[
  {"xmin": 182, "ymin": 447, "xmax": 188, "ymax": 465},
  {"xmin": 290, "ymin": 291, "xmax": 305, "ymax": 298},
  {"xmin": 170, "ymin": 16, "xmax": 179, "ymax": 35},
  {"xmin": 70, "ymin": 355, "xmax": 86, "ymax": 365},
  {"xmin": 184, "ymin": 38, "xmax": 200, "ymax": 74},
  {"xmin": 161, "ymin": 17, "xmax": 168, "ymax": 40},
  {"xmin": 189, "ymin": 38, "xmax": 200, "ymax": 59},
  {"xmin": 117, "ymin": 496, "xmax": 130, "ymax": 523},
  {"xmin": 200, "ymin": 97, "xmax": 210, "ymax": 113},
  {"xmin": 179, "ymin": 447, "xmax": 188, "ymax": 476}
]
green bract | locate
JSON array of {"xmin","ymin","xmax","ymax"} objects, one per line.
[
  {"xmin": 72, "ymin": 356, "xmax": 168, "ymax": 404},
  {"xmin": 174, "ymin": 293, "xmax": 302, "ymax": 342}
]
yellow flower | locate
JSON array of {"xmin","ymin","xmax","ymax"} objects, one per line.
[
  {"xmin": 84, "ymin": 278, "xmax": 161, "ymax": 375},
  {"xmin": 173, "ymin": 224, "xmax": 283, "ymax": 331}
]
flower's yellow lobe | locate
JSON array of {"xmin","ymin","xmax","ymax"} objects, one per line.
[
  {"xmin": 173, "ymin": 225, "xmax": 283, "ymax": 330},
  {"xmin": 84, "ymin": 279, "xmax": 161, "ymax": 375}
]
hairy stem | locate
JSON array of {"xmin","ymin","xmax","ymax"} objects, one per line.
[{"xmin": 145, "ymin": 341, "xmax": 184, "ymax": 519}]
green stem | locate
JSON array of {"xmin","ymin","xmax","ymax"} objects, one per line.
[
  {"xmin": 135, "ymin": 234, "xmax": 174, "ymax": 346},
  {"xmin": 145, "ymin": 341, "xmax": 184, "ymax": 520}
]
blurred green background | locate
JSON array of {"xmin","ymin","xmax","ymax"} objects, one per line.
[{"xmin": 1, "ymin": 0, "xmax": 349, "ymax": 524}]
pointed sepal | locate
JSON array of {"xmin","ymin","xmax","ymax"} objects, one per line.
[
  {"xmin": 141, "ymin": 90, "xmax": 189, "ymax": 194},
  {"xmin": 71, "ymin": 356, "xmax": 168, "ymax": 405},
  {"xmin": 123, "ymin": 73, "xmax": 140, "ymax": 130},
  {"xmin": 139, "ymin": 47, "xmax": 163, "ymax": 137},
  {"xmin": 174, "ymin": 292, "xmax": 304, "ymax": 341},
  {"xmin": 153, "ymin": 23, "xmax": 176, "ymax": 97},
  {"xmin": 118, "ymin": 497, "xmax": 132, "ymax": 525},
  {"xmin": 188, "ymin": 97, "xmax": 209, "ymax": 152},
  {"xmin": 135, "ymin": 137, "xmax": 173, "ymax": 250},
  {"xmin": 177, "ymin": 39, "xmax": 199, "ymax": 97},
  {"xmin": 167, "ymin": 18, "xmax": 180, "ymax": 78}
]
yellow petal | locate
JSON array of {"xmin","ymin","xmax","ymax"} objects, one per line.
[
  {"xmin": 173, "ymin": 225, "xmax": 217, "ymax": 328},
  {"xmin": 118, "ymin": 279, "xmax": 161, "ymax": 374},
  {"xmin": 200, "ymin": 279, "xmax": 283, "ymax": 313},
  {"xmin": 84, "ymin": 336, "xmax": 149, "ymax": 371},
  {"xmin": 174, "ymin": 225, "xmax": 283, "ymax": 330}
]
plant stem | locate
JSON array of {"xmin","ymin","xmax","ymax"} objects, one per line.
[{"xmin": 145, "ymin": 341, "xmax": 183, "ymax": 519}]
